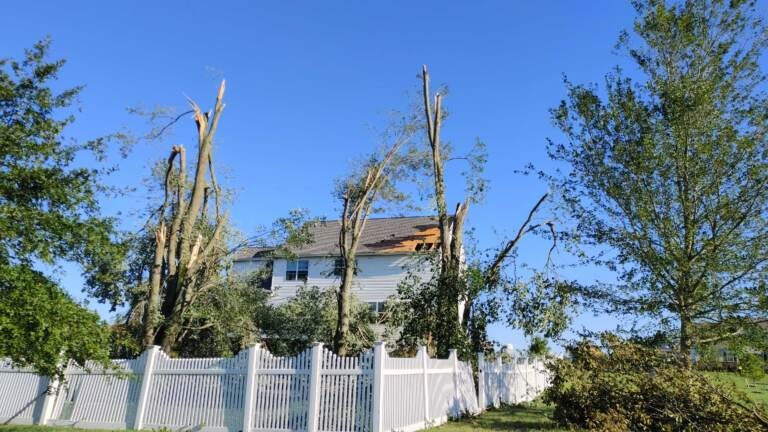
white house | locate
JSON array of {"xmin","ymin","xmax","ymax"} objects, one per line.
[{"xmin": 232, "ymin": 216, "xmax": 439, "ymax": 314}]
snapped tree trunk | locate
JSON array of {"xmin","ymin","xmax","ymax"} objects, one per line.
[
  {"xmin": 140, "ymin": 81, "xmax": 227, "ymax": 355},
  {"xmin": 143, "ymin": 223, "xmax": 166, "ymax": 347},
  {"xmin": 332, "ymin": 123, "xmax": 411, "ymax": 354},
  {"xmin": 335, "ymin": 255, "xmax": 356, "ymax": 355}
]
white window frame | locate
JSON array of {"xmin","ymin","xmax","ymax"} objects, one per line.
[{"xmin": 286, "ymin": 259, "xmax": 309, "ymax": 281}]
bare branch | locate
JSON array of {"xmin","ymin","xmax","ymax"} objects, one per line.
[{"xmin": 485, "ymin": 193, "xmax": 549, "ymax": 285}]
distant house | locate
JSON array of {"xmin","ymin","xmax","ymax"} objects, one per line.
[
  {"xmin": 706, "ymin": 319, "xmax": 768, "ymax": 369},
  {"xmin": 685, "ymin": 318, "xmax": 768, "ymax": 369},
  {"xmin": 232, "ymin": 216, "xmax": 440, "ymax": 314}
]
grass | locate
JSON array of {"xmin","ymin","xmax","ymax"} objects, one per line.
[
  {"xmin": 428, "ymin": 403, "xmax": 566, "ymax": 432},
  {"xmin": 0, "ymin": 427, "xmax": 120, "ymax": 432},
  {"xmin": 706, "ymin": 371, "xmax": 768, "ymax": 406}
]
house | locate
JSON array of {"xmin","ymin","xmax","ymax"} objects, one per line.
[
  {"xmin": 685, "ymin": 318, "xmax": 768, "ymax": 370},
  {"xmin": 232, "ymin": 216, "xmax": 440, "ymax": 314}
]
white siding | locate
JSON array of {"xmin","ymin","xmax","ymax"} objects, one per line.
[
  {"xmin": 232, "ymin": 259, "xmax": 270, "ymax": 274},
  {"xmin": 266, "ymin": 254, "xmax": 430, "ymax": 304}
]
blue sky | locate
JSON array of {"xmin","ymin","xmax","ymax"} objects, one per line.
[{"xmin": 2, "ymin": 1, "xmax": 646, "ymax": 352}]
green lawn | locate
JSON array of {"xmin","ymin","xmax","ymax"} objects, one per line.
[
  {"xmin": 0, "ymin": 427, "xmax": 119, "ymax": 432},
  {"xmin": 429, "ymin": 403, "xmax": 566, "ymax": 432},
  {"xmin": 706, "ymin": 371, "xmax": 768, "ymax": 406}
]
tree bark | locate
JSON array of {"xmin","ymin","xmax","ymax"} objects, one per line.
[
  {"xmin": 143, "ymin": 223, "xmax": 166, "ymax": 347},
  {"xmin": 335, "ymin": 252, "xmax": 356, "ymax": 355},
  {"xmin": 679, "ymin": 310, "xmax": 693, "ymax": 368},
  {"xmin": 422, "ymin": 65, "xmax": 452, "ymax": 271}
]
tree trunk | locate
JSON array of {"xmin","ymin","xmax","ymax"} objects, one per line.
[
  {"xmin": 335, "ymin": 255, "xmax": 356, "ymax": 356},
  {"xmin": 143, "ymin": 223, "xmax": 166, "ymax": 347},
  {"xmin": 679, "ymin": 311, "xmax": 693, "ymax": 368}
]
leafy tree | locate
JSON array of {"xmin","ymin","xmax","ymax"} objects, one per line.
[
  {"xmin": 0, "ymin": 39, "xmax": 125, "ymax": 377},
  {"xmin": 548, "ymin": 0, "xmax": 768, "ymax": 364},
  {"xmin": 528, "ymin": 336, "xmax": 550, "ymax": 357},
  {"xmin": 261, "ymin": 286, "xmax": 375, "ymax": 356}
]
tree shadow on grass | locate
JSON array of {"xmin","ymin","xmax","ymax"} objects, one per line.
[{"xmin": 436, "ymin": 404, "xmax": 567, "ymax": 431}]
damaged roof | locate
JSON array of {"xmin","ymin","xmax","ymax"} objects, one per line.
[{"xmin": 233, "ymin": 215, "xmax": 440, "ymax": 261}]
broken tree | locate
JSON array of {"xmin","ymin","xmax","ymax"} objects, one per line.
[
  {"xmin": 142, "ymin": 81, "xmax": 229, "ymax": 353},
  {"xmin": 334, "ymin": 121, "xmax": 417, "ymax": 355}
]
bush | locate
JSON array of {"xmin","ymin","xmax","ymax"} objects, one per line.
[{"xmin": 543, "ymin": 333, "xmax": 768, "ymax": 431}]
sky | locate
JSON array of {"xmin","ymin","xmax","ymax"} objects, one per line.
[{"xmin": 2, "ymin": 1, "xmax": 648, "ymax": 352}]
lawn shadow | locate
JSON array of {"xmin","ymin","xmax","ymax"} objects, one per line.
[{"xmin": 438, "ymin": 404, "xmax": 565, "ymax": 431}]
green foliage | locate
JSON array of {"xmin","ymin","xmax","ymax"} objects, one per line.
[
  {"xmin": 387, "ymin": 253, "xmax": 473, "ymax": 358},
  {"xmin": 527, "ymin": 336, "xmax": 550, "ymax": 357},
  {"xmin": 544, "ymin": 333, "xmax": 768, "ymax": 431},
  {"xmin": 113, "ymin": 248, "xmax": 273, "ymax": 358},
  {"xmin": 547, "ymin": 0, "xmax": 768, "ymax": 356},
  {"xmin": 503, "ymin": 272, "xmax": 574, "ymax": 340},
  {"xmin": 173, "ymin": 272, "xmax": 271, "ymax": 357},
  {"xmin": 737, "ymin": 352, "xmax": 767, "ymax": 381},
  {"xmin": 0, "ymin": 39, "xmax": 124, "ymax": 376},
  {"xmin": 260, "ymin": 286, "xmax": 375, "ymax": 357},
  {"xmin": 0, "ymin": 264, "xmax": 112, "ymax": 380}
]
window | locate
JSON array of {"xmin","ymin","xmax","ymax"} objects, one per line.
[
  {"xmin": 333, "ymin": 258, "xmax": 358, "ymax": 276},
  {"xmin": 258, "ymin": 261, "xmax": 273, "ymax": 290},
  {"xmin": 286, "ymin": 260, "xmax": 309, "ymax": 281},
  {"xmin": 367, "ymin": 301, "xmax": 386, "ymax": 316}
]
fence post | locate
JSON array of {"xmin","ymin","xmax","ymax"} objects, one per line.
[
  {"xmin": 419, "ymin": 346, "xmax": 430, "ymax": 425},
  {"xmin": 512, "ymin": 355, "xmax": 525, "ymax": 403},
  {"xmin": 494, "ymin": 356, "xmax": 502, "ymax": 408},
  {"xmin": 448, "ymin": 349, "xmax": 459, "ymax": 417},
  {"xmin": 525, "ymin": 356, "xmax": 533, "ymax": 402},
  {"xmin": 371, "ymin": 342, "xmax": 385, "ymax": 432},
  {"xmin": 242, "ymin": 344, "xmax": 261, "ymax": 432},
  {"xmin": 134, "ymin": 345, "xmax": 160, "ymax": 430},
  {"xmin": 37, "ymin": 373, "xmax": 62, "ymax": 425},
  {"xmin": 476, "ymin": 353, "xmax": 485, "ymax": 411},
  {"xmin": 307, "ymin": 342, "xmax": 323, "ymax": 432}
]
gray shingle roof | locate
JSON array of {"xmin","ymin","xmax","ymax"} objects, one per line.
[
  {"xmin": 233, "ymin": 216, "xmax": 439, "ymax": 261},
  {"xmin": 232, "ymin": 246, "xmax": 275, "ymax": 261}
]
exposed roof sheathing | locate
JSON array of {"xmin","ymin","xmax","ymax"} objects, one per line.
[{"xmin": 234, "ymin": 216, "xmax": 440, "ymax": 260}]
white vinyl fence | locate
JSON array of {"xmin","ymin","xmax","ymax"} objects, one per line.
[
  {"xmin": 476, "ymin": 353, "xmax": 549, "ymax": 409},
  {"xmin": 0, "ymin": 344, "xmax": 548, "ymax": 432}
]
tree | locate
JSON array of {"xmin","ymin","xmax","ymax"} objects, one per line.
[
  {"xmin": 139, "ymin": 81, "xmax": 230, "ymax": 353},
  {"xmin": 548, "ymin": 0, "xmax": 768, "ymax": 364},
  {"xmin": 0, "ymin": 39, "xmax": 125, "ymax": 378},
  {"xmin": 415, "ymin": 65, "xmax": 487, "ymax": 356},
  {"xmin": 414, "ymin": 66, "xmax": 556, "ymax": 357},
  {"xmin": 333, "ymin": 118, "xmax": 417, "ymax": 355},
  {"xmin": 528, "ymin": 336, "xmax": 550, "ymax": 357},
  {"xmin": 262, "ymin": 286, "xmax": 375, "ymax": 357}
]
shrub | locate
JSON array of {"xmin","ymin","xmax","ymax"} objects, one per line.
[{"xmin": 543, "ymin": 333, "xmax": 768, "ymax": 431}]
